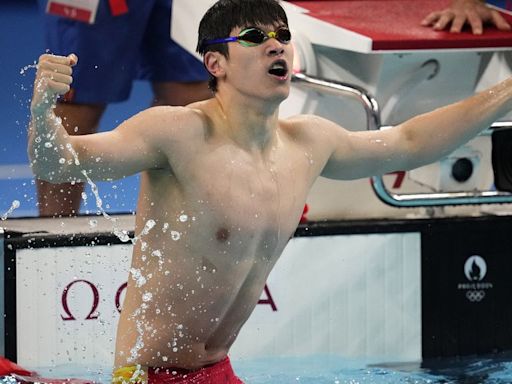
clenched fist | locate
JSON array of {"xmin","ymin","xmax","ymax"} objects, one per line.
[{"xmin": 31, "ymin": 53, "xmax": 77, "ymax": 115}]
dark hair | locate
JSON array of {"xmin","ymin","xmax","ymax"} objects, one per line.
[{"xmin": 196, "ymin": 0, "xmax": 288, "ymax": 92}]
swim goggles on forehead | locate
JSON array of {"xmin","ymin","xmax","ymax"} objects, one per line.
[{"xmin": 202, "ymin": 27, "xmax": 291, "ymax": 48}]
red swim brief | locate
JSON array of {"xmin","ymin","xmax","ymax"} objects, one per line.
[{"xmin": 148, "ymin": 357, "xmax": 243, "ymax": 384}]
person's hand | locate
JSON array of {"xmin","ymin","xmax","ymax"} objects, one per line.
[
  {"xmin": 421, "ymin": 0, "xmax": 511, "ymax": 35},
  {"xmin": 31, "ymin": 53, "xmax": 77, "ymax": 115}
]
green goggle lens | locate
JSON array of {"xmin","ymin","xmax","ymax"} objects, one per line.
[
  {"xmin": 238, "ymin": 27, "xmax": 292, "ymax": 46},
  {"xmin": 202, "ymin": 27, "xmax": 292, "ymax": 48}
]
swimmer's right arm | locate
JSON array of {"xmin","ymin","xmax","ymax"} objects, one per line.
[
  {"xmin": 28, "ymin": 54, "xmax": 174, "ymax": 183},
  {"xmin": 28, "ymin": 54, "xmax": 77, "ymax": 182}
]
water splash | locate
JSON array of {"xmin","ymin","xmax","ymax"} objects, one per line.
[
  {"xmin": 81, "ymin": 173, "xmax": 156, "ymax": 243},
  {"xmin": 1, "ymin": 200, "xmax": 20, "ymax": 220},
  {"xmin": 128, "ymin": 319, "xmax": 146, "ymax": 363},
  {"xmin": 80, "ymin": 170, "xmax": 132, "ymax": 242},
  {"xmin": 63, "ymin": 135, "xmax": 165, "ymax": 367},
  {"xmin": 130, "ymin": 268, "xmax": 147, "ymax": 288},
  {"xmin": 19, "ymin": 62, "xmax": 37, "ymax": 75}
]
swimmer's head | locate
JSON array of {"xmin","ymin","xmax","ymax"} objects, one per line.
[{"xmin": 197, "ymin": 0, "xmax": 289, "ymax": 92}]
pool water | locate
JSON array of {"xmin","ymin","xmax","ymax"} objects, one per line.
[
  {"xmin": 16, "ymin": 353, "xmax": 512, "ymax": 384},
  {"xmin": 234, "ymin": 354, "xmax": 512, "ymax": 384}
]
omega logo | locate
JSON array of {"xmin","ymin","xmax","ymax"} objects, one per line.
[
  {"xmin": 61, "ymin": 281, "xmax": 277, "ymax": 321},
  {"xmin": 61, "ymin": 280, "xmax": 127, "ymax": 321}
]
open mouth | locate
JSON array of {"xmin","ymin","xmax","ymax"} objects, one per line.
[{"xmin": 268, "ymin": 60, "xmax": 289, "ymax": 78}]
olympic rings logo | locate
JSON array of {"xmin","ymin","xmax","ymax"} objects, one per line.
[{"xmin": 466, "ymin": 290, "xmax": 486, "ymax": 302}]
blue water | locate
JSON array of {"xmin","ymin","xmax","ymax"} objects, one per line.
[
  {"xmin": 15, "ymin": 354, "xmax": 512, "ymax": 384},
  {"xmin": 213, "ymin": 354, "xmax": 512, "ymax": 383}
]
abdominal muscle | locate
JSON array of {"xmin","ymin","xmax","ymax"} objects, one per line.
[{"xmin": 113, "ymin": 201, "xmax": 289, "ymax": 371}]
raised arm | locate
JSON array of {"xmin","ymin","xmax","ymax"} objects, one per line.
[
  {"xmin": 28, "ymin": 54, "xmax": 171, "ymax": 183},
  {"xmin": 421, "ymin": 0, "xmax": 511, "ymax": 34},
  {"xmin": 306, "ymin": 77, "xmax": 512, "ymax": 180}
]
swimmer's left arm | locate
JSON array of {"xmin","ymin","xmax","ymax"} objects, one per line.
[{"xmin": 314, "ymin": 77, "xmax": 512, "ymax": 180}]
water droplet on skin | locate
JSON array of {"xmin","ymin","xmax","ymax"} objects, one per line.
[
  {"xmin": 370, "ymin": 138, "xmax": 387, "ymax": 146},
  {"xmin": 142, "ymin": 220, "xmax": 156, "ymax": 235},
  {"xmin": 171, "ymin": 231, "xmax": 181, "ymax": 241},
  {"xmin": 179, "ymin": 214, "xmax": 188, "ymax": 222},
  {"xmin": 142, "ymin": 292, "xmax": 153, "ymax": 302}
]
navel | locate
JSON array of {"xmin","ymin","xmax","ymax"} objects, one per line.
[{"xmin": 216, "ymin": 227, "xmax": 230, "ymax": 243}]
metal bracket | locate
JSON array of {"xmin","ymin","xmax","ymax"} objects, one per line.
[{"xmin": 291, "ymin": 72, "xmax": 512, "ymax": 207}]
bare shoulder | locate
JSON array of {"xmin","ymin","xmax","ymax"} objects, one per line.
[
  {"xmin": 280, "ymin": 114, "xmax": 344, "ymax": 143},
  {"xmin": 117, "ymin": 103, "xmax": 214, "ymax": 154},
  {"xmin": 134, "ymin": 104, "xmax": 210, "ymax": 138}
]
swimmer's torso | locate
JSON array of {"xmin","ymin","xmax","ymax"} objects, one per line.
[{"xmin": 114, "ymin": 101, "xmax": 328, "ymax": 370}]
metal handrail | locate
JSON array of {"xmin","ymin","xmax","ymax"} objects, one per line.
[
  {"xmin": 292, "ymin": 73, "xmax": 381, "ymax": 131},
  {"xmin": 291, "ymin": 72, "xmax": 512, "ymax": 207}
]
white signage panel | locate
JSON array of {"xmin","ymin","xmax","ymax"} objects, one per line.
[{"xmin": 15, "ymin": 233, "xmax": 421, "ymax": 368}]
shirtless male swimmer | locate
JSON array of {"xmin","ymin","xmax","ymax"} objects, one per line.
[{"xmin": 29, "ymin": 0, "xmax": 512, "ymax": 383}]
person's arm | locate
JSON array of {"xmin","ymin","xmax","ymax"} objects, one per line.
[
  {"xmin": 301, "ymin": 77, "xmax": 512, "ymax": 181},
  {"xmin": 421, "ymin": 0, "xmax": 511, "ymax": 34},
  {"xmin": 28, "ymin": 54, "xmax": 174, "ymax": 183}
]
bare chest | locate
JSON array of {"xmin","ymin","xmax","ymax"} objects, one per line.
[{"xmin": 187, "ymin": 154, "xmax": 308, "ymax": 233}]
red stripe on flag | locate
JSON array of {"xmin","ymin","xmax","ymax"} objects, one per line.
[{"xmin": 48, "ymin": 2, "xmax": 92, "ymax": 23}]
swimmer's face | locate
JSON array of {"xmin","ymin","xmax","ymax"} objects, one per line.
[{"xmin": 208, "ymin": 23, "xmax": 293, "ymax": 102}]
